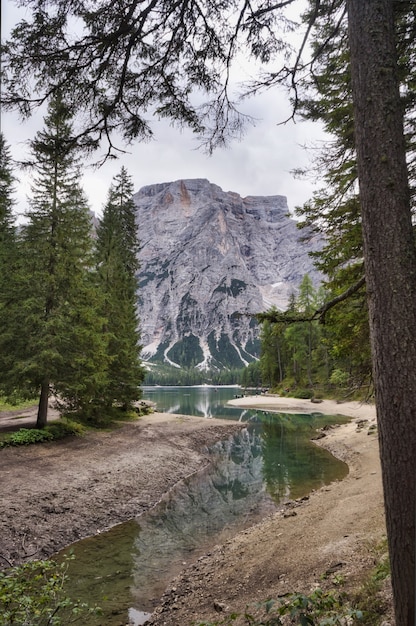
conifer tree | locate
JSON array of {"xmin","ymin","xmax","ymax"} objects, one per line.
[
  {"xmin": 259, "ymin": 314, "xmax": 285, "ymax": 387},
  {"xmin": 294, "ymin": 2, "xmax": 415, "ymax": 390},
  {"xmin": 0, "ymin": 133, "xmax": 17, "ymax": 303},
  {"xmin": 96, "ymin": 167, "xmax": 144, "ymax": 413},
  {"xmin": 282, "ymin": 276, "xmax": 320, "ymax": 387},
  {"xmin": 0, "ymin": 134, "xmax": 19, "ymax": 401},
  {"xmin": 0, "ymin": 97, "xmax": 109, "ymax": 426}
]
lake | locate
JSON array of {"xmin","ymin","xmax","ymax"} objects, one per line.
[{"xmin": 60, "ymin": 386, "xmax": 348, "ymax": 625}]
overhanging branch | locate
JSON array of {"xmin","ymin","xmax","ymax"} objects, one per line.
[{"xmin": 255, "ymin": 274, "xmax": 366, "ymax": 325}]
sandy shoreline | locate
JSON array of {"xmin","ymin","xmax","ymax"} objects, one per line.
[
  {"xmin": 228, "ymin": 393, "xmax": 377, "ymax": 421},
  {"xmin": 148, "ymin": 396, "xmax": 390, "ymax": 625}
]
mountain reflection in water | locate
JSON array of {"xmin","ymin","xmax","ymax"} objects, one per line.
[
  {"xmin": 59, "ymin": 391, "xmax": 348, "ymax": 626},
  {"xmin": 131, "ymin": 427, "xmax": 276, "ymax": 610}
]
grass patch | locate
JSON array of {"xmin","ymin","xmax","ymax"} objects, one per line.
[
  {"xmin": 353, "ymin": 540, "xmax": 391, "ymax": 623},
  {"xmin": 0, "ymin": 396, "xmax": 37, "ymax": 412}
]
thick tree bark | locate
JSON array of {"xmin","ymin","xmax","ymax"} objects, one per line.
[
  {"xmin": 36, "ymin": 379, "xmax": 50, "ymax": 428},
  {"xmin": 347, "ymin": 1, "xmax": 416, "ymax": 623}
]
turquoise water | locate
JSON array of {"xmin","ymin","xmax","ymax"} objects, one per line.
[
  {"xmin": 142, "ymin": 385, "xmax": 261, "ymax": 420},
  {"xmin": 60, "ymin": 386, "xmax": 348, "ymax": 625}
]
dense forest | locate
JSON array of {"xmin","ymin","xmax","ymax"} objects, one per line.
[
  {"xmin": 0, "ymin": 98, "xmax": 144, "ymax": 428},
  {"xmin": 244, "ymin": 274, "xmax": 370, "ymax": 398}
]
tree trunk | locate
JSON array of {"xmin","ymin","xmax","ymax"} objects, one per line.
[
  {"xmin": 277, "ymin": 342, "xmax": 283, "ymax": 383},
  {"xmin": 347, "ymin": 1, "xmax": 416, "ymax": 623},
  {"xmin": 36, "ymin": 379, "xmax": 50, "ymax": 428}
]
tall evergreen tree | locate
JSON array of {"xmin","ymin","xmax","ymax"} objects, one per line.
[
  {"xmin": 0, "ymin": 133, "xmax": 17, "ymax": 301},
  {"xmin": 292, "ymin": 5, "xmax": 370, "ymax": 388},
  {"xmin": 259, "ymin": 315, "xmax": 285, "ymax": 387},
  {"xmin": 282, "ymin": 276, "xmax": 322, "ymax": 388},
  {"xmin": 258, "ymin": 277, "xmax": 332, "ymax": 391},
  {"xmin": 348, "ymin": 3, "xmax": 416, "ymax": 620},
  {"xmin": 96, "ymin": 167, "xmax": 144, "ymax": 413},
  {"xmin": 0, "ymin": 97, "xmax": 109, "ymax": 426},
  {"xmin": 0, "ymin": 134, "xmax": 18, "ymax": 401},
  {"xmin": 294, "ymin": 1, "xmax": 415, "ymax": 391}
]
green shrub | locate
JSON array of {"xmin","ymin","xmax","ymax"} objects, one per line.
[
  {"xmin": 329, "ymin": 369, "xmax": 350, "ymax": 387},
  {"xmin": 196, "ymin": 589, "xmax": 363, "ymax": 625},
  {"xmin": 293, "ymin": 388, "xmax": 314, "ymax": 400},
  {"xmin": 0, "ymin": 428, "xmax": 54, "ymax": 447},
  {"xmin": 0, "ymin": 396, "xmax": 37, "ymax": 411},
  {"xmin": 46, "ymin": 420, "xmax": 86, "ymax": 438},
  {"xmin": 0, "ymin": 557, "xmax": 100, "ymax": 625},
  {"xmin": 0, "ymin": 420, "xmax": 86, "ymax": 449}
]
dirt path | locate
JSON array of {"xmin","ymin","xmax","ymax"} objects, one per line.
[{"xmin": 0, "ymin": 397, "xmax": 391, "ymax": 624}]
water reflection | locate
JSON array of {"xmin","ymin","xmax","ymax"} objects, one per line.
[
  {"xmin": 259, "ymin": 413, "xmax": 347, "ymax": 501},
  {"xmin": 60, "ymin": 409, "xmax": 348, "ymax": 626},
  {"xmin": 143, "ymin": 385, "xmax": 257, "ymax": 421},
  {"xmin": 131, "ymin": 428, "xmax": 275, "ymax": 612},
  {"xmin": 195, "ymin": 392, "xmax": 212, "ymax": 417}
]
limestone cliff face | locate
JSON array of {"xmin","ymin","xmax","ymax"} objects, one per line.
[{"xmin": 134, "ymin": 179, "xmax": 321, "ymax": 370}]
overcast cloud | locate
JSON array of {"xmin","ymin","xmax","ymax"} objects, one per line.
[{"xmin": 1, "ymin": 0, "xmax": 326, "ymax": 219}]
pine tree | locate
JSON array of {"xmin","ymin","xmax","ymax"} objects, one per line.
[
  {"xmin": 294, "ymin": 2, "xmax": 415, "ymax": 392},
  {"xmin": 259, "ymin": 315, "xmax": 285, "ymax": 387},
  {"xmin": 292, "ymin": 6, "xmax": 370, "ymax": 389},
  {"xmin": 0, "ymin": 97, "xmax": 109, "ymax": 426},
  {"xmin": 282, "ymin": 276, "xmax": 320, "ymax": 388},
  {"xmin": 96, "ymin": 167, "xmax": 144, "ymax": 413},
  {"xmin": 0, "ymin": 133, "xmax": 17, "ymax": 302},
  {"xmin": 0, "ymin": 134, "xmax": 19, "ymax": 400},
  {"xmin": 258, "ymin": 277, "xmax": 335, "ymax": 391}
]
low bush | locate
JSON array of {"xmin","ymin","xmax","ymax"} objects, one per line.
[
  {"xmin": 0, "ymin": 557, "xmax": 100, "ymax": 625},
  {"xmin": 0, "ymin": 428, "xmax": 54, "ymax": 447},
  {"xmin": 197, "ymin": 588, "xmax": 363, "ymax": 625},
  {"xmin": 292, "ymin": 388, "xmax": 314, "ymax": 400},
  {"xmin": 0, "ymin": 396, "xmax": 37, "ymax": 411},
  {"xmin": 46, "ymin": 420, "xmax": 86, "ymax": 438},
  {"xmin": 65, "ymin": 402, "xmax": 150, "ymax": 427},
  {"xmin": 0, "ymin": 419, "xmax": 86, "ymax": 449},
  {"xmin": 273, "ymin": 386, "xmax": 315, "ymax": 400}
]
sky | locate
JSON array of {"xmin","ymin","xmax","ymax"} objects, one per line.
[{"xmin": 1, "ymin": 0, "xmax": 326, "ymax": 220}]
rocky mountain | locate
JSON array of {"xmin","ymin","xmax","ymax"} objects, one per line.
[{"xmin": 134, "ymin": 178, "xmax": 322, "ymax": 370}]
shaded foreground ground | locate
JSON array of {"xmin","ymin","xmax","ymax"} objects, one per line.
[{"xmin": 0, "ymin": 397, "xmax": 391, "ymax": 624}]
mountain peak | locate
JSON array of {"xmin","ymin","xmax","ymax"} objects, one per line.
[{"xmin": 135, "ymin": 179, "xmax": 321, "ymax": 370}]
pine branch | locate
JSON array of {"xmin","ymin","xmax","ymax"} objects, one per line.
[
  {"xmin": 256, "ymin": 275, "xmax": 366, "ymax": 325},
  {"xmin": 315, "ymin": 275, "xmax": 365, "ymax": 322}
]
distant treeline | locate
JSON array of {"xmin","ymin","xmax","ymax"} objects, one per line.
[{"xmin": 143, "ymin": 365, "xmax": 244, "ymax": 386}]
